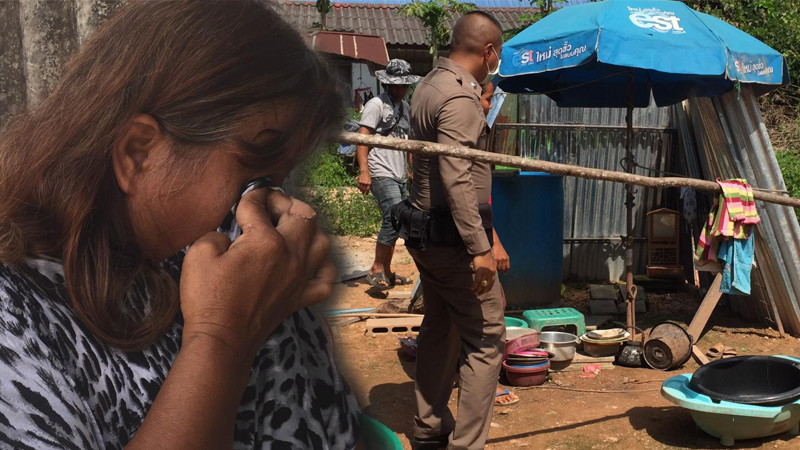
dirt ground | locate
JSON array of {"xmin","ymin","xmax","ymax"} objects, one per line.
[{"xmin": 323, "ymin": 236, "xmax": 800, "ymax": 449}]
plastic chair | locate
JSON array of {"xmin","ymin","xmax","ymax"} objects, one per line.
[{"xmin": 522, "ymin": 307, "xmax": 586, "ymax": 336}]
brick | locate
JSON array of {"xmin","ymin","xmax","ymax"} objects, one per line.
[
  {"xmin": 616, "ymin": 301, "xmax": 647, "ymax": 314},
  {"xmin": 589, "ymin": 299, "xmax": 619, "ymax": 315},
  {"xmin": 617, "ymin": 284, "xmax": 648, "ymax": 301},
  {"xmin": 365, "ymin": 317, "xmax": 423, "ymax": 337},
  {"xmin": 589, "ymin": 284, "xmax": 619, "ymax": 301}
]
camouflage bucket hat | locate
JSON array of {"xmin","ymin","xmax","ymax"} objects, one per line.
[{"xmin": 375, "ymin": 59, "xmax": 421, "ymax": 85}]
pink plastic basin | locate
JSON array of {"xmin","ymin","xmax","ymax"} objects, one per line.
[{"xmin": 505, "ymin": 331, "xmax": 541, "ymax": 358}]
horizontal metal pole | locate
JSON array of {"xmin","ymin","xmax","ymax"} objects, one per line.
[
  {"xmin": 563, "ymin": 237, "xmax": 648, "ymax": 243},
  {"xmin": 494, "ymin": 123, "xmax": 676, "ymax": 133}
]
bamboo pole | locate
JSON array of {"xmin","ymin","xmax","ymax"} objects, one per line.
[{"xmin": 337, "ymin": 131, "xmax": 800, "ymax": 209}]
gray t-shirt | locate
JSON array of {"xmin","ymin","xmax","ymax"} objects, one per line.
[{"xmin": 359, "ymin": 92, "xmax": 409, "ymax": 180}]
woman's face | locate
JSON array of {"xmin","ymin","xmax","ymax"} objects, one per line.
[{"xmin": 129, "ymin": 104, "xmax": 300, "ymax": 262}]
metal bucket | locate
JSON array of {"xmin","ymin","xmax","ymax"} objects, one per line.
[{"xmin": 644, "ymin": 322, "xmax": 693, "ymax": 370}]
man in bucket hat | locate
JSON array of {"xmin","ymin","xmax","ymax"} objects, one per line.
[{"xmin": 356, "ymin": 59, "xmax": 420, "ymax": 288}]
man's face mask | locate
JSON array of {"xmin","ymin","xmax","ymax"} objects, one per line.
[{"xmin": 482, "ymin": 46, "xmax": 501, "ymax": 85}]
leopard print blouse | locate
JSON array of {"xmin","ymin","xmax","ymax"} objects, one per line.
[{"xmin": 0, "ymin": 256, "xmax": 359, "ymax": 449}]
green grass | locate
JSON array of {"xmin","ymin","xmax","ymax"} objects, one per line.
[
  {"xmin": 296, "ymin": 142, "xmax": 382, "ymax": 236},
  {"xmin": 297, "ymin": 144, "xmax": 355, "ymax": 188},
  {"xmin": 776, "ymin": 149, "xmax": 800, "ymax": 222},
  {"xmin": 301, "ymin": 187, "xmax": 382, "ymax": 237}
]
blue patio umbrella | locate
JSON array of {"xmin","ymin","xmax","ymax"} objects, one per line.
[
  {"xmin": 497, "ymin": 0, "xmax": 788, "ymax": 107},
  {"xmin": 495, "ymin": 0, "xmax": 789, "ymax": 331}
]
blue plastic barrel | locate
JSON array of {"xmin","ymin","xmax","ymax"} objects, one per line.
[{"xmin": 492, "ymin": 171, "xmax": 563, "ymax": 309}]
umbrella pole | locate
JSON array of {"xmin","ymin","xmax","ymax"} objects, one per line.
[{"xmin": 624, "ymin": 86, "xmax": 636, "ymax": 338}]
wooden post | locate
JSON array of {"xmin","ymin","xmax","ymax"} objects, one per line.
[
  {"xmin": 337, "ymin": 131, "xmax": 800, "ymax": 209},
  {"xmin": 688, "ymin": 271, "xmax": 723, "ymax": 365},
  {"xmin": 687, "ymin": 272, "xmax": 724, "ymax": 341}
]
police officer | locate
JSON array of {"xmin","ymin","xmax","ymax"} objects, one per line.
[{"xmin": 407, "ymin": 11, "xmax": 505, "ymax": 450}]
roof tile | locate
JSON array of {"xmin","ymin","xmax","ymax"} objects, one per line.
[{"xmin": 282, "ymin": 1, "xmax": 537, "ymax": 46}]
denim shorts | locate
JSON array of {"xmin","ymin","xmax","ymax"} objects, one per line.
[{"xmin": 370, "ymin": 176, "xmax": 408, "ymax": 246}]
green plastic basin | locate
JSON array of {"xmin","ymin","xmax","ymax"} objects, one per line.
[
  {"xmin": 505, "ymin": 316, "xmax": 527, "ymax": 328},
  {"xmin": 359, "ymin": 414, "xmax": 403, "ymax": 450}
]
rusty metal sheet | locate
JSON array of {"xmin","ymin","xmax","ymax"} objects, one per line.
[{"xmin": 311, "ymin": 30, "xmax": 390, "ymax": 66}]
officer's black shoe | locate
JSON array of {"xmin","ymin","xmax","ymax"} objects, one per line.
[{"xmin": 409, "ymin": 434, "xmax": 448, "ymax": 450}]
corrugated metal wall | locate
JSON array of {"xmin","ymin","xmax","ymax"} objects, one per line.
[
  {"xmin": 493, "ymin": 90, "xmax": 800, "ymax": 334},
  {"xmin": 493, "ymin": 95, "xmax": 677, "ymax": 281},
  {"xmin": 681, "ymin": 89, "xmax": 800, "ymax": 334}
]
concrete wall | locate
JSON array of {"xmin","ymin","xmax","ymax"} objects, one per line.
[{"xmin": 0, "ymin": 0, "xmax": 124, "ymax": 128}]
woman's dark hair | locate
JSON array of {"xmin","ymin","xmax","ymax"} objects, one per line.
[{"xmin": 0, "ymin": 0, "xmax": 343, "ymax": 350}]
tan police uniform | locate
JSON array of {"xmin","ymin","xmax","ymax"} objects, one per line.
[{"xmin": 408, "ymin": 57, "xmax": 505, "ymax": 450}]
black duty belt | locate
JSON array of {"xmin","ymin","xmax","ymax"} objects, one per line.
[{"xmin": 391, "ymin": 200, "xmax": 493, "ymax": 250}]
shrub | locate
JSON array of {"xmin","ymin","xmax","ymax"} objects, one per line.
[
  {"xmin": 295, "ymin": 142, "xmax": 383, "ymax": 236},
  {"xmin": 776, "ymin": 150, "xmax": 800, "ymax": 222},
  {"xmin": 296, "ymin": 144, "xmax": 354, "ymax": 188},
  {"xmin": 300, "ymin": 187, "xmax": 382, "ymax": 237}
]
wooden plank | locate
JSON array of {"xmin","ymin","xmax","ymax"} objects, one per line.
[
  {"xmin": 551, "ymin": 362, "xmax": 615, "ymax": 373},
  {"xmin": 761, "ymin": 267, "xmax": 787, "ymax": 338},
  {"xmin": 687, "ymin": 272, "xmax": 723, "ymax": 343},
  {"xmin": 548, "ymin": 353, "xmax": 616, "ymax": 372},
  {"xmin": 386, "ymin": 289, "xmax": 413, "ymax": 300},
  {"xmin": 573, "ymin": 353, "xmax": 616, "ymax": 364},
  {"xmin": 768, "ymin": 293, "xmax": 787, "ymax": 338},
  {"xmin": 692, "ymin": 345, "xmax": 710, "ymax": 366}
]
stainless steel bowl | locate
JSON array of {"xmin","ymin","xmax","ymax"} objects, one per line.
[
  {"xmin": 506, "ymin": 326, "xmax": 538, "ymax": 340},
  {"xmin": 539, "ymin": 331, "xmax": 579, "ymax": 362}
]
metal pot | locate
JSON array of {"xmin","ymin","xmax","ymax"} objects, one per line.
[
  {"xmin": 615, "ymin": 325, "xmax": 646, "ymax": 368},
  {"xmin": 644, "ymin": 321, "xmax": 693, "ymax": 370},
  {"xmin": 539, "ymin": 331, "xmax": 579, "ymax": 362}
]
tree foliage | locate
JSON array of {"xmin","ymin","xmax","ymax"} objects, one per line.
[
  {"xmin": 683, "ymin": 0, "xmax": 800, "ymax": 151},
  {"xmin": 400, "ymin": 0, "xmax": 476, "ymax": 64},
  {"xmin": 315, "ymin": 0, "xmax": 331, "ymax": 30},
  {"xmin": 684, "ymin": 0, "xmax": 800, "ymax": 81},
  {"xmin": 502, "ymin": 0, "xmax": 799, "ymax": 150},
  {"xmin": 504, "ymin": 1, "xmax": 575, "ymax": 41},
  {"xmin": 775, "ymin": 150, "xmax": 800, "ymax": 221}
]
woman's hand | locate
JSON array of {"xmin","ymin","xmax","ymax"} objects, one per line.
[
  {"xmin": 128, "ymin": 188, "xmax": 335, "ymax": 450},
  {"xmin": 179, "ymin": 187, "xmax": 335, "ymax": 359}
]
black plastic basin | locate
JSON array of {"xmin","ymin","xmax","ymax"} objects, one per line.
[{"xmin": 689, "ymin": 355, "xmax": 800, "ymax": 406}]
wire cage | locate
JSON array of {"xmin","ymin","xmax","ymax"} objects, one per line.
[{"xmin": 647, "ymin": 208, "xmax": 684, "ymax": 278}]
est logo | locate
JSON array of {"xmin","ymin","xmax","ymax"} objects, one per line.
[{"xmin": 629, "ymin": 12, "xmax": 685, "ymax": 33}]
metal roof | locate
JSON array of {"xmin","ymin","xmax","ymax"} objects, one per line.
[
  {"xmin": 688, "ymin": 89, "xmax": 800, "ymax": 334},
  {"xmin": 311, "ymin": 30, "xmax": 390, "ymax": 65},
  {"xmin": 280, "ymin": 1, "xmax": 539, "ymax": 46}
]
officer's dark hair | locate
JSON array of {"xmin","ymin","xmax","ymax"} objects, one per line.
[{"xmin": 451, "ymin": 11, "xmax": 503, "ymax": 53}]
